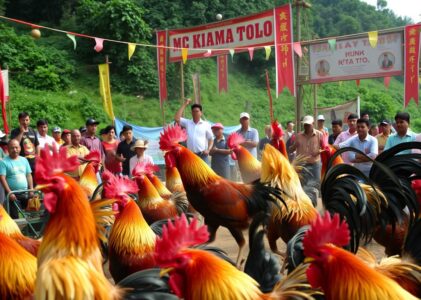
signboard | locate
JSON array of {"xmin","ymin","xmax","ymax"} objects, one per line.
[
  {"xmin": 168, "ymin": 8, "xmax": 280, "ymax": 62},
  {"xmin": 309, "ymin": 32, "xmax": 403, "ymax": 83},
  {"xmin": 317, "ymin": 97, "xmax": 360, "ymax": 132}
]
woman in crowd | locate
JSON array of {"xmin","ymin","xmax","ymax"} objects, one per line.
[{"xmin": 101, "ymin": 125, "xmax": 122, "ymax": 174}]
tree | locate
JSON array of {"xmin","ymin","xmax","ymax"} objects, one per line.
[{"xmin": 377, "ymin": 0, "xmax": 387, "ymax": 10}]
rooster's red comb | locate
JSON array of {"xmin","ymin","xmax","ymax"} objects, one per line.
[
  {"xmin": 102, "ymin": 170, "xmax": 138, "ymax": 200},
  {"xmin": 132, "ymin": 161, "xmax": 148, "ymax": 177},
  {"xmin": 155, "ymin": 214, "xmax": 209, "ymax": 262},
  {"xmin": 84, "ymin": 150, "xmax": 101, "ymax": 163},
  {"xmin": 35, "ymin": 145, "xmax": 79, "ymax": 183},
  {"xmin": 303, "ymin": 213, "xmax": 350, "ymax": 256},
  {"xmin": 159, "ymin": 125, "xmax": 187, "ymax": 151},
  {"xmin": 271, "ymin": 120, "xmax": 283, "ymax": 140},
  {"xmin": 144, "ymin": 162, "xmax": 160, "ymax": 176},
  {"xmin": 227, "ymin": 132, "xmax": 245, "ymax": 149}
]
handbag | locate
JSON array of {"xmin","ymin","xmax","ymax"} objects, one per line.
[{"xmin": 26, "ymin": 194, "xmax": 41, "ymax": 211}]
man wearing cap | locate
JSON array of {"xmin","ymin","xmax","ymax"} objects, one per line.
[
  {"xmin": 81, "ymin": 118, "xmax": 105, "ymax": 160},
  {"xmin": 333, "ymin": 113, "xmax": 359, "ymax": 164},
  {"xmin": 236, "ymin": 112, "xmax": 259, "ymax": 158},
  {"xmin": 174, "ymin": 99, "xmax": 213, "ymax": 163},
  {"xmin": 66, "ymin": 129, "xmax": 90, "ymax": 180},
  {"xmin": 52, "ymin": 127, "xmax": 64, "ymax": 146},
  {"xmin": 36, "ymin": 119, "xmax": 57, "ymax": 150},
  {"xmin": 116, "ymin": 125, "xmax": 137, "ymax": 176},
  {"xmin": 289, "ymin": 115, "xmax": 324, "ymax": 185},
  {"xmin": 316, "ymin": 115, "xmax": 328, "ymax": 136},
  {"xmin": 384, "ymin": 112, "xmax": 416, "ymax": 155},
  {"xmin": 61, "ymin": 129, "xmax": 71, "ymax": 147},
  {"xmin": 210, "ymin": 123, "xmax": 231, "ymax": 179},
  {"xmin": 376, "ymin": 120, "xmax": 391, "ymax": 153},
  {"xmin": 129, "ymin": 140, "xmax": 154, "ymax": 175}
]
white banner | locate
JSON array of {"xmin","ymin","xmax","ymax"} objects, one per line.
[
  {"xmin": 1, "ymin": 70, "xmax": 9, "ymax": 101},
  {"xmin": 310, "ymin": 32, "xmax": 403, "ymax": 83},
  {"xmin": 317, "ymin": 97, "xmax": 360, "ymax": 130}
]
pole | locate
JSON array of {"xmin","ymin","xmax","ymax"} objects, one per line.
[
  {"xmin": 180, "ymin": 62, "xmax": 185, "ymax": 117},
  {"xmin": 313, "ymin": 84, "xmax": 318, "ymax": 121},
  {"xmin": 295, "ymin": 1, "xmax": 303, "ymax": 132}
]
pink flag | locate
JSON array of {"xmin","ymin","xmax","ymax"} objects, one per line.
[
  {"xmin": 293, "ymin": 42, "xmax": 302, "ymax": 57},
  {"xmin": 384, "ymin": 76, "xmax": 391, "ymax": 89},
  {"xmin": 248, "ymin": 47, "xmax": 254, "ymax": 61},
  {"xmin": 94, "ymin": 38, "xmax": 104, "ymax": 52}
]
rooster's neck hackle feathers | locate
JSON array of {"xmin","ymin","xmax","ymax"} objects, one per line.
[{"xmin": 0, "ymin": 205, "xmax": 23, "ymax": 236}]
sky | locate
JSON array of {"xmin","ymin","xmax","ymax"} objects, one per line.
[{"xmin": 361, "ymin": 0, "xmax": 421, "ymax": 23}]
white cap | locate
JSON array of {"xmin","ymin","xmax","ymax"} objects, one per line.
[
  {"xmin": 317, "ymin": 114, "xmax": 325, "ymax": 121},
  {"xmin": 0, "ymin": 130, "xmax": 5, "ymax": 138},
  {"xmin": 302, "ymin": 115, "xmax": 314, "ymax": 125},
  {"xmin": 240, "ymin": 112, "xmax": 250, "ymax": 119}
]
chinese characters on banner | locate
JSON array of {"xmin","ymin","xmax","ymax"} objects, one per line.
[
  {"xmin": 274, "ymin": 5, "xmax": 296, "ymax": 97},
  {"xmin": 156, "ymin": 31, "xmax": 168, "ymax": 108},
  {"xmin": 404, "ymin": 24, "xmax": 421, "ymax": 107},
  {"xmin": 217, "ymin": 55, "xmax": 228, "ymax": 94}
]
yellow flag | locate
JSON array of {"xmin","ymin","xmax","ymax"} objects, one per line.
[
  {"xmin": 98, "ymin": 64, "xmax": 115, "ymax": 120},
  {"xmin": 368, "ymin": 31, "xmax": 378, "ymax": 48},
  {"xmin": 128, "ymin": 43, "xmax": 136, "ymax": 60},
  {"xmin": 182, "ymin": 48, "xmax": 188, "ymax": 64},
  {"xmin": 264, "ymin": 46, "xmax": 271, "ymax": 60}
]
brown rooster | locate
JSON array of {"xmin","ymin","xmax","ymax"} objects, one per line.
[
  {"xmin": 164, "ymin": 152, "xmax": 185, "ymax": 193},
  {"xmin": 79, "ymin": 150, "xmax": 101, "ymax": 198},
  {"xmin": 159, "ymin": 125, "xmax": 284, "ymax": 265},
  {"xmin": 34, "ymin": 146, "xmax": 122, "ymax": 300}
]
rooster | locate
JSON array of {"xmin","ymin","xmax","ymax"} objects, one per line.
[
  {"xmin": 34, "ymin": 146, "xmax": 122, "ymax": 300},
  {"xmin": 164, "ymin": 152, "xmax": 185, "ymax": 193},
  {"xmin": 303, "ymin": 213, "xmax": 418, "ymax": 300},
  {"xmin": 79, "ymin": 150, "xmax": 102, "ymax": 198},
  {"xmin": 0, "ymin": 204, "xmax": 40, "ymax": 256},
  {"xmin": 0, "ymin": 213, "xmax": 37, "ymax": 300},
  {"xmin": 156, "ymin": 214, "xmax": 317, "ymax": 300},
  {"xmin": 270, "ymin": 120, "xmax": 288, "ymax": 158},
  {"xmin": 227, "ymin": 132, "xmax": 261, "ymax": 183},
  {"xmin": 160, "ymin": 125, "xmax": 284, "ymax": 265}
]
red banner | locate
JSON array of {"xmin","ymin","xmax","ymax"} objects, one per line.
[
  {"xmin": 0, "ymin": 67, "xmax": 9, "ymax": 134},
  {"xmin": 217, "ymin": 55, "xmax": 228, "ymax": 94},
  {"xmin": 404, "ymin": 24, "xmax": 421, "ymax": 107},
  {"xmin": 156, "ymin": 31, "xmax": 168, "ymax": 108},
  {"xmin": 274, "ymin": 5, "xmax": 295, "ymax": 97}
]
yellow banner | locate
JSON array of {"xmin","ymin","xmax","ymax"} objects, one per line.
[
  {"xmin": 98, "ymin": 64, "xmax": 115, "ymax": 120},
  {"xmin": 182, "ymin": 48, "xmax": 188, "ymax": 64},
  {"xmin": 368, "ymin": 31, "xmax": 378, "ymax": 48}
]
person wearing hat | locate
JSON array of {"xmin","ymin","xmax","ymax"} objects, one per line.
[
  {"xmin": 376, "ymin": 120, "xmax": 391, "ymax": 154},
  {"xmin": 236, "ymin": 112, "xmax": 259, "ymax": 158},
  {"xmin": 61, "ymin": 129, "xmax": 72, "ymax": 147},
  {"xmin": 316, "ymin": 115, "xmax": 328, "ymax": 136},
  {"xmin": 36, "ymin": 119, "xmax": 57, "ymax": 150},
  {"xmin": 333, "ymin": 113, "xmax": 359, "ymax": 164},
  {"xmin": 81, "ymin": 118, "xmax": 105, "ymax": 160},
  {"xmin": 52, "ymin": 127, "xmax": 64, "ymax": 146},
  {"xmin": 79, "ymin": 126, "xmax": 87, "ymax": 138},
  {"xmin": 289, "ymin": 115, "xmax": 324, "ymax": 186},
  {"xmin": 210, "ymin": 123, "xmax": 231, "ymax": 179},
  {"xmin": 385, "ymin": 112, "xmax": 416, "ymax": 155},
  {"xmin": 129, "ymin": 140, "xmax": 154, "ymax": 175}
]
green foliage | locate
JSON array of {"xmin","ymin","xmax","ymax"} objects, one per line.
[{"xmin": 78, "ymin": 96, "xmax": 109, "ymax": 124}]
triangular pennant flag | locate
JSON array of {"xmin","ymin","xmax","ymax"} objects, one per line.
[
  {"xmin": 248, "ymin": 47, "xmax": 254, "ymax": 61},
  {"xmin": 128, "ymin": 43, "xmax": 136, "ymax": 60},
  {"xmin": 368, "ymin": 31, "xmax": 378, "ymax": 48},
  {"xmin": 384, "ymin": 76, "xmax": 391, "ymax": 88},
  {"xmin": 356, "ymin": 79, "xmax": 360, "ymax": 87},
  {"xmin": 204, "ymin": 49, "xmax": 212, "ymax": 57},
  {"xmin": 66, "ymin": 33, "xmax": 77, "ymax": 50},
  {"xmin": 229, "ymin": 49, "xmax": 235, "ymax": 61},
  {"xmin": 293, "ymin": 42, "xmax": 302, "ymax": 57},
  {"xmin": 264, "ymin": 46, "xmax": 271, "ymax": 60},
  {"xmin": 328, "ymin": 39, "xmax": 336, "ymax": 51},
  {"xmin": 182, "ymin": 48, "xmax": 188, "ymax": 64},
  {"xmin": 94, "ymin": 38, "xmax": 104, "ymax": 52}
]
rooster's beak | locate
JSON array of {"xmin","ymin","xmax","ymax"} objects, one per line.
[
  {"xmin": 304, "ymin": 257, "xmax": 315, "ymax": 263},
  {"xmin": 159, "ymin": 267, "xmax": 174, "ymax": 277},
  {"xmin": 35, "ymin": 183, "xmax": 52, "ymax": 190}
]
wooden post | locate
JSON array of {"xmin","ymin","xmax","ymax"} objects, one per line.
[{"xmin": 313, "ymin": 84, "xmax": 318, "ymax": 121}]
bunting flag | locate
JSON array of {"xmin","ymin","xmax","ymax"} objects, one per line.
[
  {"xmin": 181, "ymin": 48, "xmax": 188, "ymax": 64},
  {"xmin": 94, "ymin": 38, "xmax": 104, "ymax": 52},
  {"xmin": 368, "ymin": 31, "xmax": 378, "ymax": 48},
  {"xmin": 0, "ymin": 67, "xmax": 9, "ymax": 133},
  {"xmin": 293, "ymin": 42, "xmax": 303, "ymax": 57},
  {"xmin": 356, "ymin": 79, "xmax": 360, "ymax": 87},
  {"xmin": 384, "ymin": 76, "xmax": 391, "ymax": 88},
  {"xmin": 328, "ymin": 39, "xmax": 336, "ymax": 51},
  {"xmin": 156, "ymin": 31, "xmax": 168, "ymax": 107},
  {"xmin": 217, "ymin": 55, "xmax": 228, "ymax": 94},
  {"xmin": 98, "ymin": 64, "xmax": 115, "ymax": 120},
  {"xmin": 264, "ymin": 46, "xmax": 271, "ymax": 60},
  {"xmin": 248, "ymin": 47, "xmax": 254, "ymax": 61},
  {"xmin": 204, "ymin": 49, "xmax": 212, "ymax": 57},
  {"xmin": 274, "ymin": 4, "xmax": 295, "ymax": 97},
  {"xmin": 265, "ymin": 70, "xmax": 274, "ymax": 122},
  {"xmin": 229, "ymin": 49, "xmax": 235, "ymax": 61},
  {"xmin": 66, "ymin": 33, "xmax": 77, "ymax": 50},
  {"xmin": 128, "ymin": 43, "xmax": 136, "ymax": 60},
  {"xmin": 404, "ymin": 24, "xmax": 421, "ymax": 107}
]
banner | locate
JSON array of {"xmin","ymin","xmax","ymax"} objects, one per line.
[
  {"xmin": 274, "ymin": 5, "xmax": 296, "ymax": 97},
  {"xmin": 98, "ymin": 64, "xmax": 115, "ymax": 120},
  {"xmin": 0, "ymin": 67, "xmax": 9, "ymax": 134},
  {"xmin": 309, "ymin": 32, "xmax": 403, "ymax": 83},
  {"xmin": 317, "ymin": 97, "xmax": 360, "ymax": 132},
  {"xmin": 1, "ymin": 69, "xmax": 9, "ymax": 102},
  {"xmin": 217, "ymin": 55, "xmax": 229, "ymax": 94},
  {"xmin": 404, "ymin": 24, "xmax": 421, "ymax": 107},
  {"xmin": 156, "ymin": 31, "xmax": 168, "ymax": 107},
  {"xmin": 168, "ymin": 5, "xmax": 291, "ymax": 62}
]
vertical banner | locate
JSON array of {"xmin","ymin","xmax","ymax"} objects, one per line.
[
  {"xmin": 0, "ymin": 67, "xmax": 9, "ymax": 134},
  {"xmin": 192, "ymin": 73, "xmax": 201, "ymax": 104},
  {"xmin": 217, "ymin": 55, "xmax": 229, "ymax": 94},
  {"xmin": 156, "ymin": 31, "xmax": 168, "ymax": 108},
  {"xmin": 274, "ymin": 4, "xmax": 296, "ymax": 97},
  {"xmin": 404, "ymin": 24, "xmax": 421, "ymax": 107},
  {"xmin": 1, "ymin": 70, "xmax": 9, "ymax": 102},
  {"xmin": 98, "ymin": 64, "xmax": 115, "ymax": 120}
]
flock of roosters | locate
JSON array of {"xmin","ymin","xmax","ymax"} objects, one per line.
[{"xmin": 0, "ymin": 122, "xmax": 420, "ymax": 300}]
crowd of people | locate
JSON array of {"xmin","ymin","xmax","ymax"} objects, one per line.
[{"xmin": 0, "ymin": 102, "xmax": 418, "ymax": 218}]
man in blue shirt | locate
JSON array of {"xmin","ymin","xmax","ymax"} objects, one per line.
[
  {"xmin": 0, "ymin": 139, "xmax": 34, "ymax": 218},
  {"xmin": 384, "ymin": 112, "xmax": 416, "ymax": 154},
  {"xmin": 236, "ymin": 112, "xmax": 259, "ymax": 158},
  {"xmin": 339, "ymin": 118, "xmax": 378, "ymax": 177}
]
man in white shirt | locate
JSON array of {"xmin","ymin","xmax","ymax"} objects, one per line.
[
  {"xmin": 333, "ymin": 113, "xmax": 359, "ymax": 164},
  {"xmin": 36, "ymin": 119, "xmax": 57, "ymax": 150},
  {"xmin": 174, "ymin": 98, "xmax": 213, "ymax": 163}
]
